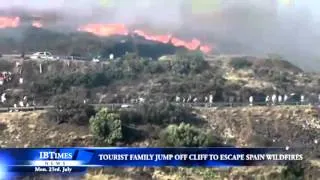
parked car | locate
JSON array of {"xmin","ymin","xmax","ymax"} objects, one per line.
[
  {"xmin": 92, "ymin": 56, "xmax": 101, "ymax": 62},
  {"xmin": 92, "ymin": 58, "xmax": 100, "ymax": 62},
  {"xmin": 30, "ymin": 52, "xmax": 59, "ymax": 60}
]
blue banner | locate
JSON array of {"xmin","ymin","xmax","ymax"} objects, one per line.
[{"xmin": 0, "ymin": 147, "xmax": 304, "ymax": 177}]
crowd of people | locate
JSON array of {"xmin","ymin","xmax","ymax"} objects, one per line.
[
  {"xmin": 0, "ymin": 71, "xmax": 13, "ymax": 85},
  {"xmin": 249, "ymin": 93, "xmax": 320, "ymax": 106},
  {"xmin": 173, "ymin": 92, "xmax": 320, "ymax": 107}
]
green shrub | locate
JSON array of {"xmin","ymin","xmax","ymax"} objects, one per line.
[
  {"xmin": 280, "ymin": 161, "xmax": 305, "ymax": 180},
  {"xmin": 47, "ymin": 95, "xmax": 95, "ymax": 125},
  {"xmin": 229, "ymin": 57, "xmax": 253, "ymax": 69},
  {"xmin": 137, "ymin": 101, "xmax": 194, "ymax": 125},
  {"xmin": 119, "ymin": 101, "xmax": 195, "ymax": 126},
  {"xmin": 89, "ymin": 108, "xmax": 123, "ymax": 145},
  {"xmin": 172, "ymin": 51, "xmax": 208, "ymax": 74},
  {"xmin": 144, "ymin": 61, "xmax": 167, "ymax": 74},
  {"xmin": 160, "ymin": 123, "xmax": 221, "ymax": 147}
]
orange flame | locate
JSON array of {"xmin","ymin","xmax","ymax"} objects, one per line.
[
  {"xmin": 0, "ymin": 16, "xmax": 20, "ymax": 28},
  {"xmin": 200, "ymin": 45, "xmax": 212, "ymax": 54},
  {"xmin": 0, "ymin": 16, "xmax": 213, "ymax": 53},
  {"xmin": 78, "ymin": 24, "xmax": 129, "ymax": 36},
  {"xmin": 133, "ymin": 30, "xmax": 172, "ymax": 44},
  {"xmin": 171, "ymin": 37, "xmax": 201, "ymax": 50},
  {"xmin": 78, "ymin": 23, "xmax": 212, "ymax": 53},
  {"xmin": 32, "ymin": 21, "xmax": 43, "ymax": 28}
]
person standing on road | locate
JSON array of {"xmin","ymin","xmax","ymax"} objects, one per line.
[
  {"xmin": 300, "ymin": 94, "xmax": 305, "ymax": 105},
  {"xmin": 187, "ymin": 95, "xmax": 192, "ymax": 103},
  {"xmin": 209, "ymin": 94, "xmax": 213, "ymax": 107},
  {"xmin": 272, "ymin": 94, "xmax": 277, "ymax": 105},
  {"xmin": 204, "ymin": 96, "xmax": 208, "ymax": 103},
  {"xmin": 284, "ymin": 94, "xmax": 288, "ymax": 104},
  {"xmin": 278, "ymin": 95, "xmax": 282, "ymax": 105},
  {"xmin": 175, "ymin": 95, "xmax": 181, "ymax": 103},
  {"xmin": 1, "ymin": 93, "xmax": 6, "ymax": 103},
  {"xmin": 249, "ymin": 96, "xmax": 254, "ymax": 106},
  {"xmin": 265, "ymin": 95, "xmax": 270, "ymax": 106}
]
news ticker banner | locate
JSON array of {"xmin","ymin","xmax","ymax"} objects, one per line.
[{"xmin": 0, "ymin": 148, "xmax": 304, "ymax": 175}]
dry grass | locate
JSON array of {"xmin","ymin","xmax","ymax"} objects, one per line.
[
  {"xmin": 197, "ymin": 105, "xmax": 320, "ymax": 147},
  {"xmin": 0, "ymin": 106, "xmax": 319, "ymax": 179},
  {"xmin": 0, "ymin": 111, "xmax": 93, "ymax": 147}
]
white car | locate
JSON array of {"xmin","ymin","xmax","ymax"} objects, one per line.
[
  {"xmin": 92, "ymin": 58, "xmax": 100, "ymax": 62},
  {"xmin": 30, "ymin": 52, "xmax": 59, "ymax": 60},
  {"xmin": 120, "ymin": 104, "xmax": 131, "ymax": 108}
]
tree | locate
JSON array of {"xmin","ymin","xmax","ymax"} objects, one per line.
[
  {"xmin": 280, "ymin": 161, "xmax": 306, "ymax": 180},
  {"xmin": 172, "ymin": 51, "xmax": 208, "ymax": 75},
  {"xmin": 89, "ymin": 108, "xmax": 123, "ymax": 145},
  {"xmin": 137, "ymin": 101, "xmax": 194, "ymax": 125},
  {"xmin": 160, "ymin": 123, "xmax": 221, "ymax": 147}
]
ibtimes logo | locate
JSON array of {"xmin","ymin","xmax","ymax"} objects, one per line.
[
  {"xmin": 33, "ymin": 152, "xmax": 75, "ymax": 172},
  {"xmin": 39, "ymin": 152, "xmax": 73, "ymax": 160}
]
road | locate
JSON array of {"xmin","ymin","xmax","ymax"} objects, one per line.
[
  {"xmin": 1, "ymin": 54, "xmax": 111, "ymax": 64},
  {"xmin": 0, "ymin": 101, "xmax": 317, "ymax": 113}
]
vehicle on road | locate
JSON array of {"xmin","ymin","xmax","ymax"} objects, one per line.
[
  {"xmin": 30, "ymin": 52, "xmax": 59, "ymax": 60},
  {"xmin": 92, "ymin": 58, "xmax": 100, "ymax": 62},
  {"xmin": 92, "ymin": 55, "xmax": 101, "ymax": 62},
  {"xmin": 120, "ymin": 104, "xmax": 131, "ymax": 108}
]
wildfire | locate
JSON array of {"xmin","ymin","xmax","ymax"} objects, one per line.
[
  {"xmin": 80, "ymin": 24, "xmax": 212, "ymax": 53},
  {"xmin": 32, "ymin": 21, "xmax": 43, "ymax": 28},
  {"xmin": 78, "ymin": 23, "xmax": 129, "ymax": 36},
  {"xmin": 200, "ymin": 45, "xmax": 212, "ymax": 53},
  {"xmin": 0, "ymin": 16, "xmax": 20, "ymax": 28},
  {"xmin": 133, "ymin": 30, "xmax": 172, "ymax": 44},
  {"xmin": 0, "ymin": 15, "xmax": 213, "ymax": 53}
]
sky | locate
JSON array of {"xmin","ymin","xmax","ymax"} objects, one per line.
[
  {"xmin": 1, "ymin": 1, "xmax": 318, "ymax": 16},
  {"xmin": 2, "ymin": 1, "xmax": 320, "ymax": 24}
]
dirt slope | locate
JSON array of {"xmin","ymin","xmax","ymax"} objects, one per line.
[
  {"xmin": 0, "ymin": 106, "xmax": 319, "ymax": 179},
  {"xmin": 197, "ymin": 105, "xmax": 320, "ymax": 148},
  {"xmin": 0, "ymin": 111, "xmax": 93, "ymax": 147}
]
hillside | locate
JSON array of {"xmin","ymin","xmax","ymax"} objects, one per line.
[
  {"xmin": 0, "ymin": 27, "xmax": 187, "ymax": 59},
  {"xmin": 0, "ymin": 105, "xmax": 319, "ymax": 179},
  {"xmin": 0, "ymin": 53, "xmax": 319, "ymax": 179},
  {"xmin": 0, "ymin": 53, "xmax": 319, "ymax": 107},
  {"xmin": 1, "ymin": 106, "xmax": 319, "ymax": 151},
  {"xmin": 0, "ymin": 111, "xmax": 92, "ymax": 147}
]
